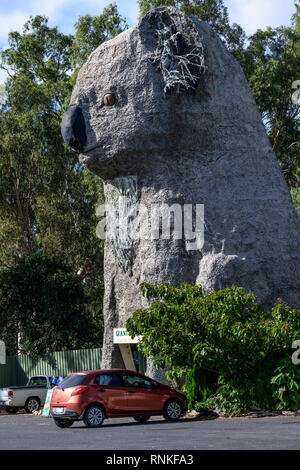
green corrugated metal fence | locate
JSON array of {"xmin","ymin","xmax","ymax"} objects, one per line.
[{"xmin": 0, "ymin": 348, "xmax": 102, "ymax": 388}]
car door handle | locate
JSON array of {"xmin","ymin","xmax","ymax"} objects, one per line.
[
  {"xmin": 97, "ymin": 389, "xmax": 106, "ymax": 392},
  {"xmin": 128, "ymin": 390, "xmax": 135, "ymax": 393}
]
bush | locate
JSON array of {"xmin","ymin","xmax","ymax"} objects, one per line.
[
  {"xmin": 127, "ymin": 283, "xmax": 300, "ymax": 415},
  {"xmin": 0, "ymin": 253, "xmax": 102, "ymax": 355}
]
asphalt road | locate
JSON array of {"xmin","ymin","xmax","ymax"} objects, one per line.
[{"xmin": 0, "ymin": 411, "xmax": 299, "ymax": 450}]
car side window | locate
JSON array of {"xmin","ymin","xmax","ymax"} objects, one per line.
[
  {"xmin": 95, "ymin": 373, "xmax": 122, "ymax": 387},
  {"xmin": 121, "ymin": 373, "xmax": 152, "ymax": 389}
]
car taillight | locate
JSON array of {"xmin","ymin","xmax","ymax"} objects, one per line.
[
  {"xmin": 8, "ymin": 391, "xmax": 13, "ymax": 397},
  {"xmin": 71, "ymin": 386, "xmax": 89, "ymax": 397}
]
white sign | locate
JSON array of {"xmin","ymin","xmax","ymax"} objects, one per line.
[
  {"xmin": 113, "ymin": 328, "xmax": 142, "ymax": 344},
  {"xmin": 0, "ymin": 341, "xmax": 6, "ymax": 364},
  {"xmin": 42, "ymin": 389, "xmax": 54, "ymax": 417}
]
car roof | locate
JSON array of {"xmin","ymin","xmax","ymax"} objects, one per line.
[
  {"xmin": 70, "ymin": 369, "xmax": 139, "ymax": 374},
  {"xmin": 30, "ymin": 375, "xmax": 54, "ymax": 378},
  {"xmin": 68, "ymin": 369, "xmax": 155, "ymax": 379}
]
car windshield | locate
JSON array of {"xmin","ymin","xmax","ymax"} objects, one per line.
[{"xmin": 57, "ymin": 374, "xmax": 87, "ymax": 389}]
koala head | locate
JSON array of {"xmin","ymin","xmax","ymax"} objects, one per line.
[{"xmin": 61, "ymin": 7, "xmax": 209, "ymax": 180}]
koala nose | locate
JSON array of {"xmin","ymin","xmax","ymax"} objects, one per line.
[{"xmin": 61, "ymin": 105, "xmax": 87, "ymax": 153}]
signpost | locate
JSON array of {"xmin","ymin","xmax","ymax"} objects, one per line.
[{"xmin": 113, "ymin": 329, "xmax": 142, "ymax": 372}]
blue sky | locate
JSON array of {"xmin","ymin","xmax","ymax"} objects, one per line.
[{"xmin": 0, "ymin": 0, "xmax": 297, "ymax": 82}]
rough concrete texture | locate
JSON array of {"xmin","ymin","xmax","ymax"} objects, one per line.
[{"xmin": 63, "ymin": 7, "xmax": 300, "ymax": 381}]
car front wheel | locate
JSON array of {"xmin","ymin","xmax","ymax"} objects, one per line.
[
  {"xmin": 163, "ymin": 399, "xmax": 183, "ymax": 421},
  {"xmin": 84, "ymin": 404, "xmax": 105, "ymax": 428},
  {"xmin": 133, "ymin": 416, "xmax": 150, "ymax": 423}
]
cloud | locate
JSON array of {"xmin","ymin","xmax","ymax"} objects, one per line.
[
  {"xmin": 0, "ymin": 0, "xmax": 296, "ymax": 41},
  {"xmin": 0, "ymin": 0, "xmax": 139, "ymax": 42},
  {"xmin": 0, "ymin": 1, "xmax": 72, "ymax": 42},
  {"xmin": 30, "ymin": 0, "xmax": 70, "ymax": 17},
  {"xmin": 0, "ymin": 11, "xmax": 29, "ymax": 42},
  {"xmin": 0, "ymin": 69, "xmax": 8, "ymax": 86},
  {"xmin": 0, "ymin": 0, "xmax": 139, "ymax": 83},
  {"xmin": 228, "ymin": 0, "xmax": 296, "ymax": 35}
]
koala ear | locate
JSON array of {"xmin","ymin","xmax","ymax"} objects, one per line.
[{"xmin": 140, "ymin": 7, "xmax": 207, "ymax": 95}]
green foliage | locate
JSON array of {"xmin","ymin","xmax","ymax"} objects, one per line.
[
  {"xmin": 291, "ymin": 188, "xmax": 300, "ymax": 216},
  {"xmin": 271, "ymin": 356, "xmax": 300, "ymax": 410},
  {"xmin": 127, "ymin": 283, "xmax": 300, "ymax": 415},
  {"xmin": 242, "ymin": 25, "xmax": 300, "ymax": 190},
  {"xmin": 184, "ymin": 366, "xmax": 216, "ymax": 409},
  {"xmin": 0, "ymin": 253, "xmax": 102, "ymax": 356},
  {"xmin": 0, "ymin": 16, "xmax": 77, "ymax": 267},
  {"xmin": 72, "ymin": 3, "xmax": 128, "ymax": 68},
  {"xmin": 0, "ymin": 84, "xmax": 5, "ymax": 104},
  {"xmin": 0, "ymin": 7, "xmax": 127, "ymax": 344},
  {"xmin": 139, "ymin": 0, "xmax": 177, "ymax": 18}
]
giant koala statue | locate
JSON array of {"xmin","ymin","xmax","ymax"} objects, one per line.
[{"xmin": 62, "ymin": 7, "xmax": 300, "ymax": 380}]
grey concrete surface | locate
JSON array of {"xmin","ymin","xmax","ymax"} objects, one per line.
[{"xmin": 0, "ymin": 412, "xmax": 299, "ymax": 450}]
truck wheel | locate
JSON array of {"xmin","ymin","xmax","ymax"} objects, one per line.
[
  {"xmin": 25, "ymin": 397, "xmax": 40, "ymax": 414},
  {"xmin": 133, "ymin": 416, "xmax": 150, "ymax": 423},
  {"xmin": 83, "ymin": 404, "xmax": 105, "ymax": 427},
  {"xmin": 163, "ymin": 399, "xmax": 183, "ymax": 421},
  {"xmin": 5, "ymin": 406, "xmax": 18, "ymax": 414},
  {"xmin": 53, "ymin": 418, "xmax": 74, "ymax": 428}
]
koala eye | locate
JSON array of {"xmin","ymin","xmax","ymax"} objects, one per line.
[{"xmin": 103, "ymin": 93, "xmax": 115, "ymax": 106}]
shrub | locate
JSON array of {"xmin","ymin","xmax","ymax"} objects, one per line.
[{"xmin": 127, "ymin": 283, "xmax": 300, "ymax": 415}]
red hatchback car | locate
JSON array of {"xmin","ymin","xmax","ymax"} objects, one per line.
[{"xmin": 50, "ymin": 369, "xmax": 187, "ymax": 428}]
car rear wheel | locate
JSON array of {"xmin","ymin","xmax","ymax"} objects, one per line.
[
  {"xmin": 25, "ymin": 397, "xmax": 40, "ymax": 414},
  {"xmin": 133, "ymin": 416, "xmax": 150, "ymax": 423},
  {"xmin": 53, "ymin": 418, "xmax": 74, "ymax": 428},
  {"xmin": 5, "ymin": 406, "xmax": 19, "ymax": 414},
  {"xmin": 84, "ymin": 404, "xmax": 105, "ymax": 428},
  {"xmin": 163, "ymin": 399, "xmax": 183, "ymax": 421}
]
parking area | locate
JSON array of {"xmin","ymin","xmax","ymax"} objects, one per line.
[{"xmin": 0, "ymin": 411, "xmax": 299, "ymax": 450}]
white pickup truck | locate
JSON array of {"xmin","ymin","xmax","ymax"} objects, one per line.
[{"xmin": 0, "ymin": 375, "xmax": 58, "ymax": 414}]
